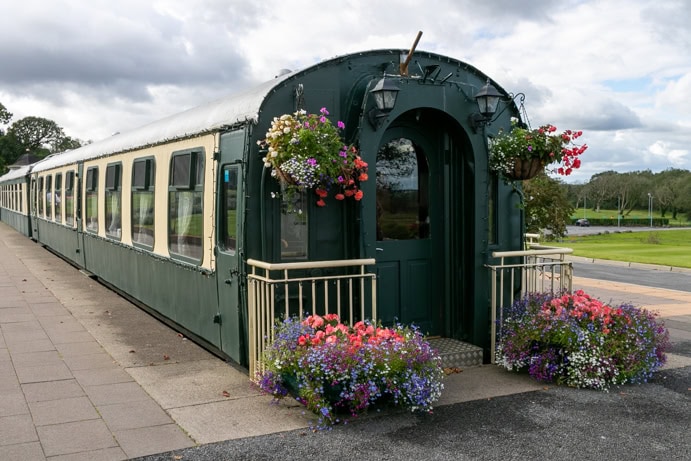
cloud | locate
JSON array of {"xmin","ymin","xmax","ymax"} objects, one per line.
[{"xmin": 0, "ymin": 0, "xmax": 689, "ymax": 181}]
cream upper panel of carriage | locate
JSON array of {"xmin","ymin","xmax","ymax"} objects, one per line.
[{"xmin": 79, "ymin": 134, "xmax": 218, "ymax": 271}]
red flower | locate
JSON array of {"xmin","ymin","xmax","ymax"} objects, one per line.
[
  {"xmin": 354, "ymin": 190, "xmax": 364, "ymax": 201},
  {"xmin": 315, "ymin": 189, "xmax": 328, "ymax": 198},
  {"xmin": 334, "ymin": 193, "xmax": 345, "ymax": 200},
  {"xmin": 358, "ymin": 173, "xmax": 368, "ymax": 181},
  {"xmin": 316, "ymin": 199, "xmax": 326, "ymax": 207}
]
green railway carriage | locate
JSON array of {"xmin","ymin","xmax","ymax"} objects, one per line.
[
  {"xmin": 0, "ymin": 165, "xmax": 32, "ymax": 237},
  {"xmin": 0, "ymin": 49, "xmax": 523, "ymax": 367}
]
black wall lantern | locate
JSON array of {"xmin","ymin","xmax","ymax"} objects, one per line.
[
  {"xmin": 469, "ymin": 79, "xmax": 502, "ymax": 132},
  {"xmin": 368, "ymin": 77, "xmax": 400, "ymax": 129}
]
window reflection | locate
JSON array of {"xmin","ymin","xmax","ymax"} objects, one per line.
[{"xmin": 376, "ymin": 138, "xmax": 429, "ymax": 240}]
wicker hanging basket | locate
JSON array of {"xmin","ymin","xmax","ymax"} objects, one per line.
[{"xmin": 503, "ymin": 157, "xmax": 545, "ymax": 181}]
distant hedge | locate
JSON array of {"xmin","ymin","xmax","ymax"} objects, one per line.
[{"xmin": 572, "ymin": 218, "xmax": 670, "ymax": 226}]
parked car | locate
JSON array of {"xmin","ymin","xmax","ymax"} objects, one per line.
[{"xmin": 575, "ymin": 218, "xmax": 590, "ymax": 227}]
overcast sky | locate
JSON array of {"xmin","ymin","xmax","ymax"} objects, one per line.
[{"xmin": 1, "ymin": 0, "xmax": 689, "ymax": 183}]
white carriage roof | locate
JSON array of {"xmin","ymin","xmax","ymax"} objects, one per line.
[
  {"xmin": 31, "ymin": 70, "xmax": 297, "ymax": 173},
  {"xmin": 0, "ymin": 165, "xmax": 31, "ymax": 182}
]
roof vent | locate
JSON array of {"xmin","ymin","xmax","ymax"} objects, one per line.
[{"xmin": 275, "ymin": 69, "xmax": 292, "ymax": 78}]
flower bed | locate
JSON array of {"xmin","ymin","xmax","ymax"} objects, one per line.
[
  {"xmin": 496, "ymin": 290, "xmax": 670, "ymax": 390},
  {"xmin": 256, "ymin": 314, "xmax": 444, "ymax": 428}
]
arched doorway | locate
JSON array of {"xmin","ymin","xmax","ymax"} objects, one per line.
[{"xmin": 373, "ymin": 110, "xmax": 473, "ymax": 338}]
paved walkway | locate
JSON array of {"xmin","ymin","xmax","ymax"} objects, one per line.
[{"xmin": 0, "ymin": 222, "xmax": 689, "ymax": 460}]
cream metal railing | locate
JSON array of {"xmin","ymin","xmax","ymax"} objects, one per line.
[
  {"xmin": 246, "ymin": 258, "xmax": 377, "ymax": 379},
  {"xmin": 487, "ymin": 242, "xmax": 573, "ymax": 363}
]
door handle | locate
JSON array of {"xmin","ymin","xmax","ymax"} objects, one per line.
[{"xmin": 376, "ymin": 248, "xmax": 384, "ymax": 252}]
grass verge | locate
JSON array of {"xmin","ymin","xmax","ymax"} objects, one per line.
[{"xmin": 550, "ymin": 229, "xmax": 691, "ymax": 269}]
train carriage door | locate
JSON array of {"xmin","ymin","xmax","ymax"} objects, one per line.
[
  {"xmin": 215, "ymin": 129, "xmax": 246, "ymax": 364},
  {"xmin": 30, "ymin": 176, "xmax": 39, "ymax": 240},
  {"xmin": 374, "ymin": 122, "xmax": 444, "ymax": 336}
]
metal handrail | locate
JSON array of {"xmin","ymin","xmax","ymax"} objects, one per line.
[
  {"xmin": 246, "ymin": 258, "xmax": 377, "ymax": 379},
  {"xmin": 486, "ymin": 242, "xmax": 574, "ymax": 364}
]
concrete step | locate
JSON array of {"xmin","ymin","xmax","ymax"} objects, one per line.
[{"xmin": 428, "ymin": 337, "xmax": 484, "ymax": 368}]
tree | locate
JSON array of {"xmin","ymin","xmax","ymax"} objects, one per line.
[
  {"xmin": 523, "ymin": 173, "xmax": 574, "ymax": 239},
  {"xmin": 584, "ymin": 171, "xmax": 616, "ymax": 212},
  {"xmin": 0, "ymin": 102, "xmax": 12, "ymax": 126},
  {"xmin": 653, "ymin": 168, "xmax": 688, "ymax": 219},
  {"xmin": 8, "ymin": 116, "xmax": 65, "ymax": 152},
  {"xmin": 0, "ymin": 114, "xmax": 83, "ymax": 174}
]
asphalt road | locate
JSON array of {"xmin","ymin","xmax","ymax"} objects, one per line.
[
  {"xmin": 573, "ymin": 261, "xmax": 691, "ymax": 293},
  {"xmin": 566, "ymin": 225, "xmax": 691, "ymax": 237}
]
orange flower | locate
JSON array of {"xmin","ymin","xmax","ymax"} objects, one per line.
[
  {"xmin": 354, "ymin": 190, "xmax": 364, "ymax": 201},
  {"xmin": 358, "ymin": 173, "xmax": 368, "ymax": 181},
  {"xmin": 334, "ymin": 193, "xmax": 345, "ymax": 200},
  {"xmin": 316, "ymin": 199, "xmax": 326, "ymax": 207}
]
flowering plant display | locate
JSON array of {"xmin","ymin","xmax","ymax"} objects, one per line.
[
  {"xmin": 496, "ymin": 290, "xmax": 670, "ymax": 390},
  {"xmin": 257, "ymin": 107, "xmax": 368, "ymax": 207},
  {"xmin": 489, "ymin": 118, "xmax": 588, "ymax": 179},
  {"xmin": 256, "ymin": 313, "xmax": 444, "ymax": 429}
]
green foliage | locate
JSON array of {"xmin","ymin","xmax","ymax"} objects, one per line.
[
  {"xmin": 0, "ymin": 102, "xmax": 12, "ymax": 126},
  {"xmin": 573, "ymin": 169, "xmax": 691, "ymax": 222},
  {"xmin": 523, "ymin": 173, "xmax": 574, "ymax": 238},
  {"xmin": 552, "ymin": 229, "xmax": 691, "ymax": 268}
]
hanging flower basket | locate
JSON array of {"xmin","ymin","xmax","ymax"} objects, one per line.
[
  {"xmin": 503, "ymin": 157, "xmax": 545, "ymax": 181},
  {"xmin": 257, "ymin": 107, "xmax": 368, "ymax": 207},
  {"xmin": 489, "ymin": 118, "xmax": 588, "ymax": 181}
]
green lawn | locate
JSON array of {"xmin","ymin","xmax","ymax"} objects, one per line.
[{"xmin": 551, "ymin": 229, "xmax": 691, "ymax": 269}]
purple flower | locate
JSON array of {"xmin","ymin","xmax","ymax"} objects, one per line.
[
  {"xmin": 337, "ymin": 121, "xmax": 345, "ymax": 129},
  {"xmin": 320, "ymin": 107, "xmax": 329, "ymax": 115}
]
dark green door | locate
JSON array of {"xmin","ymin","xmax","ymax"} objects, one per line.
[
  {"xmin": 375, "ymin": 125, "xmax": 443, "ymax": 335},
  {"xmin": 216, "ymin": 129, "xmax": 246, "ymax": 363}
]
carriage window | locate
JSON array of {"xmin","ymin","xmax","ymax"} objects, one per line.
[
  {"xmin": 65, "ymin": 171, "xmax": 75, "ymax": 227},
  {"xmin": 85, "ymin": 167, "xmax": 98, "ymax": 233},
  {"xmin": 280, "ymin": 191, "xmax": 308, "ymax": 259},
  {"xmin": 105, "ymin": 163, "xmax": 122, "ymax": 239},
  {"xmin": 376, "ymin": 138, "xmax": 429, "ymax": 240},
  {"xmin": 220, "ymin": 165, "xmax": 238, "ymax": 252},
  {"xmin": 169, "ymin": 149, "xmax": 204, "ymax": 261},
  {"xmin": 45, "ymin": 175, "xmax": 53, "ymax": 220},
  {"xmin": 38, "ymin": 176, "xmax": 44, "ymax": 218},
  {"xmin": 132, "ymin": 158, "xmax": 155, "ymax": 248},
  {"xmin": 54, "ymin": 173, "xmax": 62, "ymax": 223}
]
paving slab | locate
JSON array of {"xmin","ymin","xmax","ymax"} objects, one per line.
[
  {"xmin": 0, "ymin": 441, "xmax": 46, "ymax": 461},
  {"xmin": 126, "ymin": 359, "xmax": 256, "ymax": 409},
  {"xmin": 36, "ymin": 419, "xmax": 118, "ymax": 457},
  {"xmin": 112, "ymin": 424, "xmax": 195, "ymax": 459},
  {"xmin": 21, "ymin": 379, "xmax": 85, "ymax": 402},
  {"xmin": 0, "ymin": 414, "xmax": 38, "ymax": 446},
  {"xmin": 97, "ymin": 399, "xmax": 176, "ymax": 431},
  {"xmin": 28, "ymin": 396, "xmax": 99, "ymax": 426}
]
